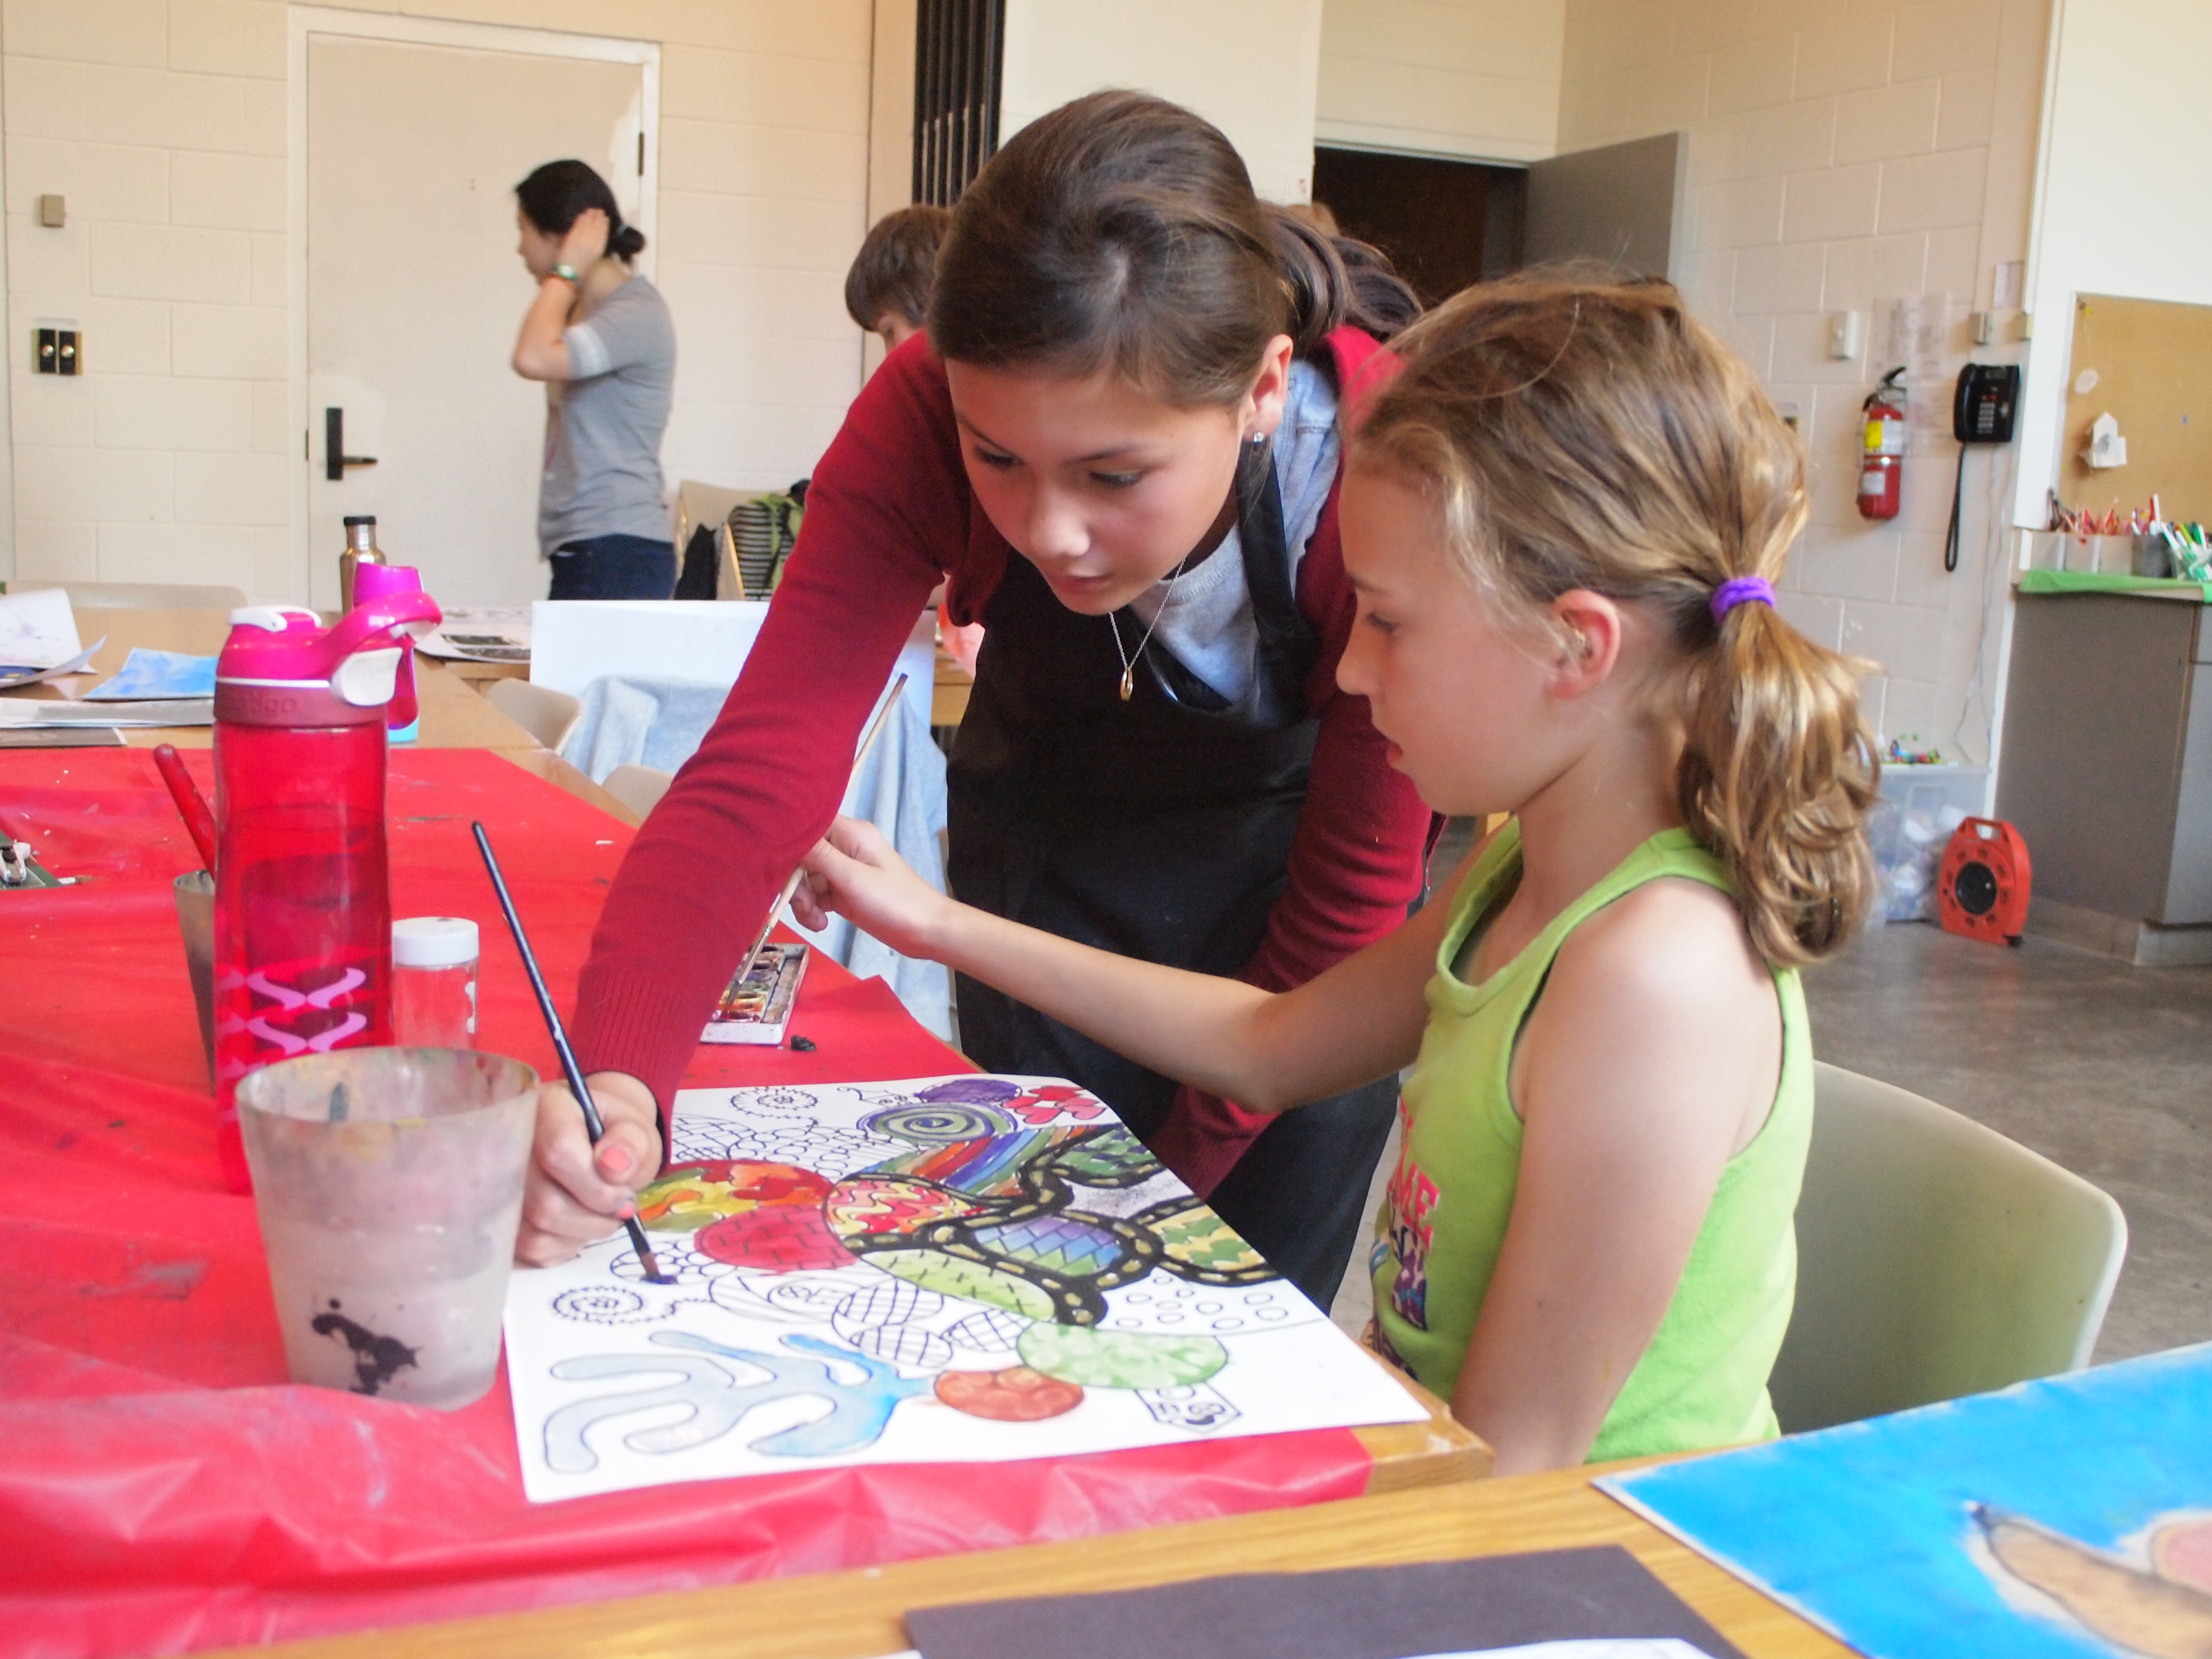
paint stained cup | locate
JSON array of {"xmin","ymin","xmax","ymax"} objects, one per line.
[
  {"xmin": 173, "ymin": 870, "xmax": 216, "ymax": 1086},
  {"xmin": 237, "ymin": 1048, "xmax": 538, "ymax": 1409}
]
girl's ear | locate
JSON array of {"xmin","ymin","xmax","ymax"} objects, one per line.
[
  {"xmin": 1244, "ymin": 334, "xmax": 1296, "ymax": 439},
  {"xmin": 1547, "ymin": 589, "xmax": 1624, "ymax": 700}
]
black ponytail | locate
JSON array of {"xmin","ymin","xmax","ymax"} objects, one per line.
[
  {"xmin": 516, "ymin": 159, "xmax": 646, "ymax": 264},
  {"xmin": 1266, "ymin": 207, "xmax": 1420, "ymax": 348}
]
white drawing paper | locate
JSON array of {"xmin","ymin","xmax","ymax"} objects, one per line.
[
  {"xmin": 504, "ymin": 1075, "xmax": 1428, "ymax": 1504},
  {"xmin": 0, "ymin": 588, "xmax": 81, "ymax": 668}
]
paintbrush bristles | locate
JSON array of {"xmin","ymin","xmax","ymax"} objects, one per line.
[{"xmin": 736, "ymin": 673, "xmax": 912, "ymax": 973}]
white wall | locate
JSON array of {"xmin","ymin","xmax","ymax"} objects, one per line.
[
  {"xmin": 1558, "ymin": 0, "xmax": 2050, "ymax": 764},
  {"xmin": 2, "ymin": 0, "xmax": 874, "ymax": 601},
  {"xmin": 2013, "ymin": 0, "xmax": 2212, "ymax": 530},
  {"xmin": 1316, "ymin": 0, "xmax": 1563, "ymax": 163},
  {"xmin": 998, "ymin": 0, "xmax": 1324, "ymax": 202}
]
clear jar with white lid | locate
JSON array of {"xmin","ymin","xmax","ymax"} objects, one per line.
[{"xmin": 391, "ymin": 916, "xmax": 479, "ymax": 1049}]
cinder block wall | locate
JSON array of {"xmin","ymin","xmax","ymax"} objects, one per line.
[
  {"xmin": 1559, "ymin": 0, "xmax": 2049, "ymax": 759},
  {"xmin": 1, "ymin": 0, "xmax": 874, "ymax": 600}
]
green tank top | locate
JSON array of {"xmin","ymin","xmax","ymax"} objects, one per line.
[{"xmin": 1370, "ymin": 821, "xmax": 1812, "ymax": 1462}]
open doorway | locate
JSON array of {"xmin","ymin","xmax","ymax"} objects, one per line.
[{"xmin": 1311, "ymin": 147, "xmax": 1526, "ymax": 306}]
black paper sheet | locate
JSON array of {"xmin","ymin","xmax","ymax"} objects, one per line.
[{"xmin": 905, "ymin": 1544, "xmax": 1746, "ymax": 1659}]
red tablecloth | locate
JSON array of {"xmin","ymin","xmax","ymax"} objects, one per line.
[{"xmin": 0, "ymin": 748, "xmax": 1370, "ymax": 1658}]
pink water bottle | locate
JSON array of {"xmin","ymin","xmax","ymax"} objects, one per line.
[{"xmin": 211, "ymin": 597, "xmax": 441, "ymax": 1193}]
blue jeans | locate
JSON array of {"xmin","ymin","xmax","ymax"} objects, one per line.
[{"xmin": 548, "ymin": 534, "xmax": 676, "ymax": 600}]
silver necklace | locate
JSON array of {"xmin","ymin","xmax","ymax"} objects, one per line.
[{"xmin": 1107, "ymin": 554, "xmax": 1191, "ymax": 702}]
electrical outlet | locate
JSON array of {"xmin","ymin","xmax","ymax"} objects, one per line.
[{"xmin": 35, "ymin": 326, "xmax": 79, "ymax": 376}]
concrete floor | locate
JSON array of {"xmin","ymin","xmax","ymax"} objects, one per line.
[
  {"xmin": 1799, "ymin": 920, "xmax": 2211, "ymax": 1362},
  {"xmin": 1329, "ymin": 826, "xmax": 2212, "ymax": 1364}
]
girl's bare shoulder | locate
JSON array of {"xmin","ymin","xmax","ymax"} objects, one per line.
[{"xmin": 1543, "ymin": 873, "xmax": 1770, "ymax": 1032}]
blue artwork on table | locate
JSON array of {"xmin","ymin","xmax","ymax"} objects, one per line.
[
  {"xmin": 84, "ymin": 648, "xmax": 216, "ymax": 701},
  {"xmin": 1600, "ymin": 1344, "xmax": 2212, "ymax": 1659}
]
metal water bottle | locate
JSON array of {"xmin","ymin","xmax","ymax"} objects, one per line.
[
  {"xmin": 337, "ymin": 515, "xmax": 387, "ymax": 613},
  {"xmin": 211, "ymin": 596, "xmax": 442, "ymax": 1193}
]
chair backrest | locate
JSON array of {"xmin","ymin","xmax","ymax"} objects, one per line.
[
  {"xmin": 61, "ymin": 582, "xmax": 247, "ymax": 610},
  {"xmin": 1770, "ymin": 1062, "xmax": 2128, "ymax": 1433},
  {"xmin": 673, "ymin": 479, "xmax": 751, "ymax": 554},
  {"xmin": 600, "ymin": 763, "xmax": 672, "ymax": 817},
  {"xmin": 483, "ymin": 678, "xmax": 582, "ymax": 752}
]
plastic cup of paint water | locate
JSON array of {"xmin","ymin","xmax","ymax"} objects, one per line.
[
  {"xmin": 173, "ymin": 869, "xmax": 216, "ymax": 1086},
  {"xmin": 236, "ymin": 1047, "xmax": 538, "ymax": 1409},
  {"xmin": 392, "ymin": 916, "xmax": 479, "ymax": 1048}
]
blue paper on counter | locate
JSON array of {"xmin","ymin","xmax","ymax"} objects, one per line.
[
  {"xmin": 1599, "ymin": 1342, "xmax": 2212, "ymax": 1659},
  {"xmin": 83, "ymin": 648, "xmax": 216, "ymax": 701}
]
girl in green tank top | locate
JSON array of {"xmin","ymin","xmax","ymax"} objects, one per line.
[{"xmin": 792, "ymin": 273, "xmax": 1881, "ymax": 1474}]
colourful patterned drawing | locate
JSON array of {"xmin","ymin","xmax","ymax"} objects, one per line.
[{"xmin": 502, "ymin": 1075, "xmax": 1428, "ymax": 1504}]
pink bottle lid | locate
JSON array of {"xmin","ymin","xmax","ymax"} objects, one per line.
[
  {"xmin": 351, "ymin": 562, "xmax": 423, "ymax": 604},
  {"xmin": 216, "ymin": 594, "xmax": 443, "ymax": 726}
]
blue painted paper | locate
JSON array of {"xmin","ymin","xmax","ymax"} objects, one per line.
[
  {"xmin": 84, "ymin": 648, "xmax": 216, "ymax": 701},
  {"xmin": 1600, "ymin": 1344, "xmax": 2212, "ymax": 1659}
]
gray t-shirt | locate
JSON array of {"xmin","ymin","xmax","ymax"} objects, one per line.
[
  {"xmin": 1127, "ymin": 358, "xmax": 1340, "ymax": 702},
  {"xmin": 538, "ymin": 273, "xmax": 676, "ymax": 556}
]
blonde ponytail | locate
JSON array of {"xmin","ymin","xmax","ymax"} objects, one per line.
[
  {"xmin": 1353, "ymin": 267, "xmax": 1881, "ymax": 967},
  {"xmin": 1679, "ymin": 594, "xmax": 1879, "ymax": 965}
]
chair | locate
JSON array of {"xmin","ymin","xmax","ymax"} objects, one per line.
[
  {"xmin": 1769, "ymin": 1062, "xmax": 2128, "ymax": 1433},
  {"xmin": 673, "ymin": 479, "xmax": 756, "ymax": 602},
  {"xmin": 484, "ymin": 679, "xmax": 582, "ymax": 752},
  {"xmin": 600, "ymin": 763, "xmax": 672, "ymax": 817},
  {"xmin": 60, "ymin": 582, "xmax": 247, "ymax": 610}
]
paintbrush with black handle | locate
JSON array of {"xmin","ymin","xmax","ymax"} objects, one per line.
[{"xmin": 472, "ymin": 822, "xmax": 670, "ymax": 1285}]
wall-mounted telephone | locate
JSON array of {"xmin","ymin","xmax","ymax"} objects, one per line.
[
  {"xmin": 1945, "ymin": 363, "xmax": 2022, "ymax": 571},
  {"xmin": 1954, "ymin": 362, "xmax": 2021, "ymax": 444}
]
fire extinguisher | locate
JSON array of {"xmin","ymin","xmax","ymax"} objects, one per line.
[{"xmin": 1859, "ymin": 367, "xmax": 1908, "ymax": 520}]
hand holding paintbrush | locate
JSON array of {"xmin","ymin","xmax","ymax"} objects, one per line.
[
  {"xmin": 493, "ymin": 673, "xmax": 908, "ymax": 1272},
  {"xmin": 474, "ymin": 823, "xmax": 672, "ymax": 1284}
]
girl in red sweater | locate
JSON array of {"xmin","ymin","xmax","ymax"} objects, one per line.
[{"xmin": 522, "ymin": 91, "xmax": 1433, "ymax": 1309}]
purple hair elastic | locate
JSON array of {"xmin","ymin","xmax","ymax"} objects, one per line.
[{"xmin": 1711, "ymin": 574, "xmax": 1776, "ymax": 622}]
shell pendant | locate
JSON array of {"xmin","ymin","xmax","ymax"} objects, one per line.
[{"xmin": 1119, "ymin": 667, "xmax": 1135, "ymax": 702}]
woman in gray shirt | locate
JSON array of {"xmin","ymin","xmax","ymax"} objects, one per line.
[{"xmin": 511, "ymin": 160, "xmax": 678, "ymax": 599}]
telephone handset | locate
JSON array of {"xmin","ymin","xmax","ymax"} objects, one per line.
[
  {"xmin": 1946, "ymin": 363, "xmax": 2022, "ymax": 571},
  {"xmin": 1954, "ymin": 363, "xmax": 2021, "ymax": 445}
]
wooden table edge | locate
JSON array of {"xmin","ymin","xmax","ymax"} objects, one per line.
[{"xmin": 202, "ymin": 1453, "xmax": 1846, "ymax": 1659}]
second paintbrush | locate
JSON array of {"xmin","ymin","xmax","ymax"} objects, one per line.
[{"xmin": 472, "ymin": 821, "xmax": 671, "ymax": 1285}]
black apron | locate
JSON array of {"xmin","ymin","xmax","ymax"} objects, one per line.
[{"xmin": 947, "ymin": 438, "xmax": 1399, "ymax": 1308}]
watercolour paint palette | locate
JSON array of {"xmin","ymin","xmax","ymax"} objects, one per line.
[
  {"xmin": 699, "ymin": 941, "xmax": 809, "ymax": 1045},
  {"xmin": 503, "ymin": 1074, "xmax": 1429, "ymax": 1503}
]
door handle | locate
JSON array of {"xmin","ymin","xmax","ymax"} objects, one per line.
[{"xmin": 324, "ymin": 407, "xmax": 379, "ymax": 482}]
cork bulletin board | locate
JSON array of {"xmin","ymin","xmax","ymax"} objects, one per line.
[{"xmin": 2060, "ymin": 294, "xmax": 2212, "ymax": 522}]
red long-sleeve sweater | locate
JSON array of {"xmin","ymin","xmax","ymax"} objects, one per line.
[{"xmin": 571, "ymin": 328, "xmax": 1433, "ymax": 1193}]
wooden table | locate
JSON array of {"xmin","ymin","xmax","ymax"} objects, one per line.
[
  {"xmin": 428, "ymin": 620, "xmax": 980, "ymax": 728},
  {"xmin": 30, "ymin": 609, "xmax": 1483, "ymax": 1487},
  {"xmin": 11, "ymin": 606, "xmax": 1499, "ymax": 1633},
  {"xmin": 211, "ymin": 1457, "xmax": 1844, "ymax": 1659}
]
